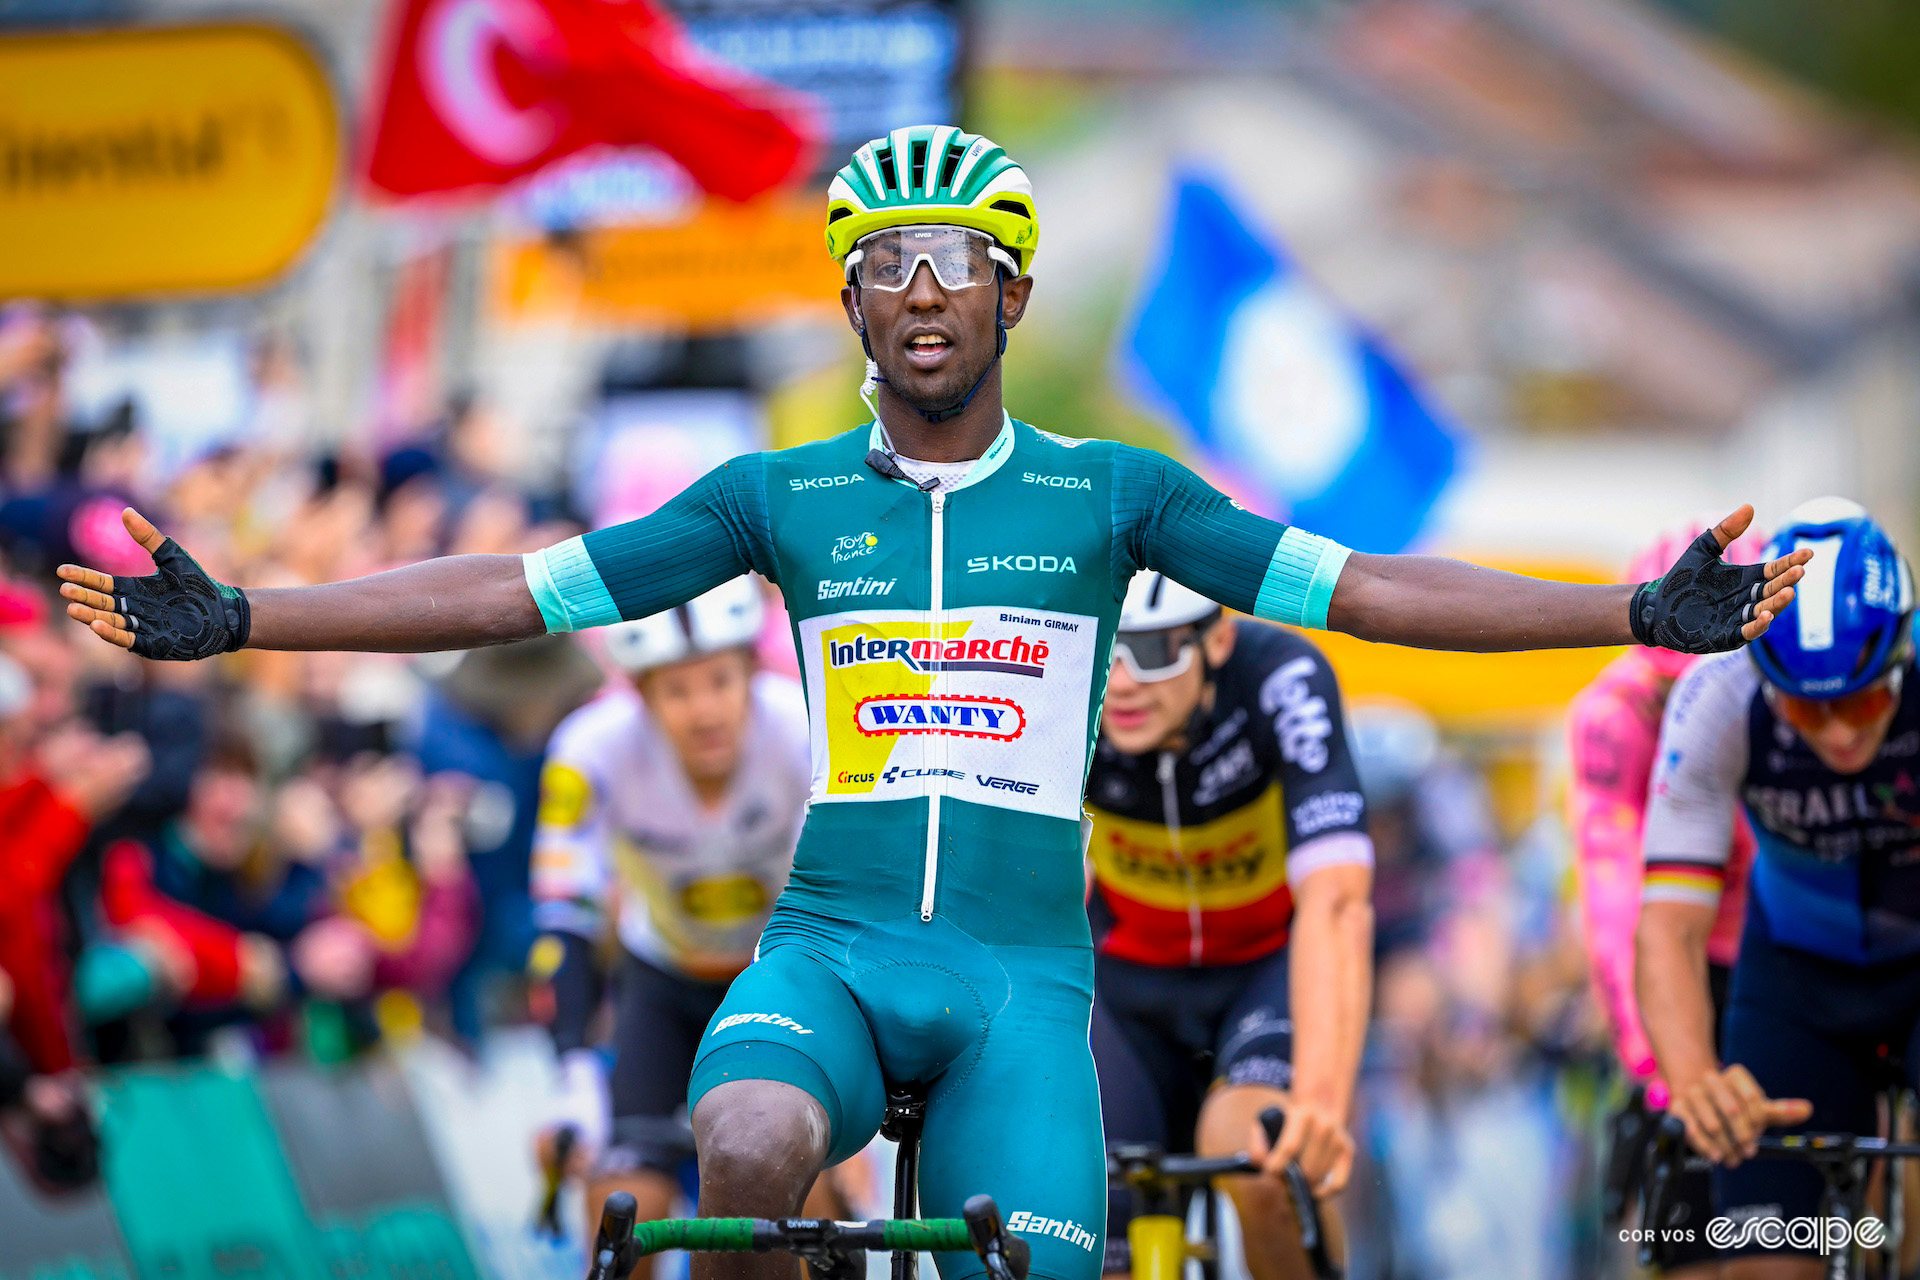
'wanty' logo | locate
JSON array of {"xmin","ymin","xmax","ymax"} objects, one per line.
[
  {"xmin": 855, "ymin": 695, "xmax": 1026, "ymax": 740},
  {"xmin": 831, "ymin": 532, "xmax": 879, "ymax": 563},
  {"xmin": 828, "ymin": 633, "xmax": 1050, "ymax": 678}
]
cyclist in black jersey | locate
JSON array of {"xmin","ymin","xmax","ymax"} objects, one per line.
[{"xmin": 1087, "ymin": 573, "xmax": 1372, "ymax": 1280}]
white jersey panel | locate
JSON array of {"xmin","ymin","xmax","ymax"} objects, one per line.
[
  {"xmin": 1643, "ymin": 651, "xmax": 1754, "ymax": 904},
  {"xmin": 530, "ymin": 672, "xmax": 811, "ymax": 975},
  {"xmin": 796, "ymin": 605, "xmax": 1099, "ymax": 822}
]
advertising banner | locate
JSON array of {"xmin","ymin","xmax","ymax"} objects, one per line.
[
  {"xmin": 0, "ymin": 24, "xmax": 338, "ymax": 300},
  {"xmin": 493, "ymin": 195, "xmax": 842, "ymax": 330}
]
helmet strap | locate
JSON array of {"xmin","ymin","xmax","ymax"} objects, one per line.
[{"xmin": 1176, "ymin": 622, "xmax": 1222, "ymax": 746}]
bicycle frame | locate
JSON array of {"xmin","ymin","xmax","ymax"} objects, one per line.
[
  {"xmin": 1127, "ymin": 1212, "xmax": 1189, "ymax": 1280},
  {"xmin": 1107, "ymin": 1109, "xmax": 1341, "ymax": 1280}
]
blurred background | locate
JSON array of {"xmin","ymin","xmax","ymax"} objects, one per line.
[{"xmin": 1, "ymin": 0, "xmax": 1917, "ymax": 1277}]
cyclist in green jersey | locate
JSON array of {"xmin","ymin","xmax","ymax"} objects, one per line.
[{"xmin": 59, "ymin": 126, "xmax": 1808, "ymax": 1280}]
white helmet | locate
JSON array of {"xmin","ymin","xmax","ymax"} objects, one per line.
[
  {"xmin": 605, "ymin": 577, "xmax": 765, "ymax": 675},
  {"xmin": 1119, "ymin": 571, "xmax": 1221, "ymax": 632}
]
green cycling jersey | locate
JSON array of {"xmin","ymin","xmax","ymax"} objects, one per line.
[
  {"xmin": 525, "ymin": 414, "xmax": 1347, "ymax": 943},
  {"xmin": 522, "ymin": 414, "xmax": 1348, "ymax": 1280}
]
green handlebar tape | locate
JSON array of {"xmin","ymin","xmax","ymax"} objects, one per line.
[
  {"xmin": 881, "ymin": 1220, "xmax": 973, "ymax": 1252},
  {"xmin": 632, "ymin": 1219, "xmax": 758, "ymax": 1254}
]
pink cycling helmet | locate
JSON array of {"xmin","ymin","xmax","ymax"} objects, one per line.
[{"xmin": 1627, "ymin": 519, "xmax": 1770, "ymax": 679}]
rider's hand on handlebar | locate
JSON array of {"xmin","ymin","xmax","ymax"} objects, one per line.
[
  {"xmin": 1669, "ymin": 1064, "xmax": 1811, "ymax": 1165},
  {"xmin": 1251, "ymin": 1098, "xmax": 1353, "ymax": 1198}
]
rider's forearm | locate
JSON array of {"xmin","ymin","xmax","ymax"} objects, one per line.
[
  {"xmin": 1288, "ymin": 872, "xmax": 1374, "ymax": 1118},
  {"xmin": 1327, "ymin": 553, "xmax": 1635, "ymax": 651},
  {"xmin": 245, "ymin": 554, "xmax": 547, "ymax": 652},
  {"xmin": 1636, "ymin": 901, "xmax": 1721, "ymax": 1094}
]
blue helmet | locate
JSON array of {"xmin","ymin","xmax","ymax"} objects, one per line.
[{"xmin": 1750, "ymin": 497, "xmax": 1913, "ymax": 699}]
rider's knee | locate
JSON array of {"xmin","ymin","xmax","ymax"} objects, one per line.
[
  {"xmin": 694, "ymin": 1081, "xmax": 830, "ymax": 1195},
  {"xmin": 1196, "ymin": 1082, "xmax": 1290, "ymax": 1156}
]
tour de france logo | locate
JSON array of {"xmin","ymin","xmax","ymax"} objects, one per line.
[{"xmin": 832, "ymin": 532, "xmax": 880, "ymax": 563}]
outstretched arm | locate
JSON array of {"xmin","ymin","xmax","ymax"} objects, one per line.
[
  {"xmin": 58, "ymin": 457, "xmax": 769, "ymax": 659},
  {"xmin": 59, "ymin": 509, "xmax": 543, "ymax": 653},
  {"xmin": 1328, "ymin": 507, "xmax": 1804, "ymax": 651},
  {"xmin": 1329, "ymin": 557, "xmax": 1635, "ymax": 650},
  {"xmin": 1124, "ymin": 447, "xmax": 1807, "ymax": 654}
]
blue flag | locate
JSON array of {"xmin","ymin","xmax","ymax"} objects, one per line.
[{"xmin": 1125, "ymin": 175, "xmax": 1459, "ymax": 553}]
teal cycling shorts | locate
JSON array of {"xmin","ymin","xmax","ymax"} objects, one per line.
[{"xmin": 688, "ymin": 909, "xmax": 1106, "ymax": 1280}]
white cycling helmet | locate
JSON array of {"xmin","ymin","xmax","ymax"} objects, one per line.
[
  {"xmin": 1120, "ymin": 571, "xmax": 1222, "ymax": 632},
  {"xmin": 1114, "ymin": 572, "xmax": 1226, "ymax": 682},
  {"xmin": 605, "ymin": 577, "xmax": 765, "ymax": 675}
]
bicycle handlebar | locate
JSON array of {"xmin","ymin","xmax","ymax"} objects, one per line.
[
  {"xmin": 1638, "ymin": 1113, "xmax": 1920, "ymax": 1269},
  {"xmin": 589, "ymin": 1191, "xmax": 640, "ymax": 1280},
  {"xmin": 588, "ymin": 1192, "xmax": 1029, "ymax": 1280},
  {"xmin": 966, "ymin": 1194, "xmax": 1032, "ymax": 1280},
  {"xmin": 628, "ymin": 1216, "xmax": 975, "ymax": 1256},
  {"xmin": 1651, "ymin": 1113, "xmax": 1920, "ymax": 1172},
  {"xmin": 1106, "ymin": 1107, "xmax": 1340, "ymax": 1280}
]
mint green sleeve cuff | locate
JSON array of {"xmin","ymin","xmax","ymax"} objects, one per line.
[
  {"xmin": 1253, "ymin": 528, "xmax": 1352, "ymax": 630},
  {"xmin": 523, "ymin": 538, "xmax": 622, "ymax": 634}
]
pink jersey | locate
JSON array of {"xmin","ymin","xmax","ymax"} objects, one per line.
[{"xmin": 1568, "ymin": 648, "xmax": 1753, "ymax": 1103}]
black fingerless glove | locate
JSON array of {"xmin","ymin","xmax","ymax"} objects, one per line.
[
  {"xmin": 1629, "ymin": 529, "xmax": 1767, "ymax": 654},
  {"xmin": 113, "ymin": 538, "xmax": 251, "ymax": 661}
]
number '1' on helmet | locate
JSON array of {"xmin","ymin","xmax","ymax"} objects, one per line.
[
  {"xmin": 1751, "ymin": 497, "xmax": 1914, "ymax": 699},
  {"xmin": 825, "ymin": 126, "xmax": 1039, "ymax": 275}
]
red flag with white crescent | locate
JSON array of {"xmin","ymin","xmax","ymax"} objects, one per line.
[{"xmin": 362, "ymin": 0, "xmax": 816, "ymax": 202}]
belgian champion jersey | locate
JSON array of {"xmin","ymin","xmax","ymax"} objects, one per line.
[{"xmin": 1085, "ymin": 622, "xmax": 1372, "ymax": 967}]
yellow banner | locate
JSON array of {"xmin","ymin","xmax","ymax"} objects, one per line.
[
  {"xmin": 492, "ymin": 196, "xmax": 845, "ymax": 331},
  {"xmin": 1306, "ymin": 556, "xmax": 1623, "ymax": 725},
  {"xmin": 0, "ymin": 24, "xmax": 338, "ymax": 300}
]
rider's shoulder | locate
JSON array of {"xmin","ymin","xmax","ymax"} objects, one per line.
[
  {"xmin": 548, "ymin": 688, "xmax": 649, "ymax": 759},
  {"xmin": 1226, "ymin": 618, "xmax": 1332, "ymax": 684},
  {"xmin": 750, "ymin": 671, "xmax": 813, "ymax": 778},
  {"xmin": 750, "ymin": 669, "xmax": 809, "ymax": 727},
  {"xmin": 1013, "ymin": 418, "xmax": 1112, "ymax": 456},
  {"xmin": 1667, "ymin": 651, "xmax": 1760, "ymax": 725},
  {"xmin": 762, "ymin": 424, "xmax": 872, "ymax": 466},
  {"xmin": 1568, "ymin": 651, "xmax": 1657, "ymax": 726}
]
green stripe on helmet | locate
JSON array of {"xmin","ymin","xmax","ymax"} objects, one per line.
[
  {"xmin": 837, "ymin": 161, "xmax": 881, "ymax": 209},
  {"xmin": 954, "ymin": 151, "xmax": 1016, "ymax": 204},
  {"xmin": 826, "ymin": 125, "xmax": 1039, "ymax": 273}
]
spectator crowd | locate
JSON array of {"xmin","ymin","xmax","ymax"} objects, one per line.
[{"xmin": 0, "ymin": 303, "xmax": 601, "ymax": 1190}]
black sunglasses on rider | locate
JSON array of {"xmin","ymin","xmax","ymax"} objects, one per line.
[{"xmin": 1112, "ymin": 611, "xmax": 1223, "ymax": 683}]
